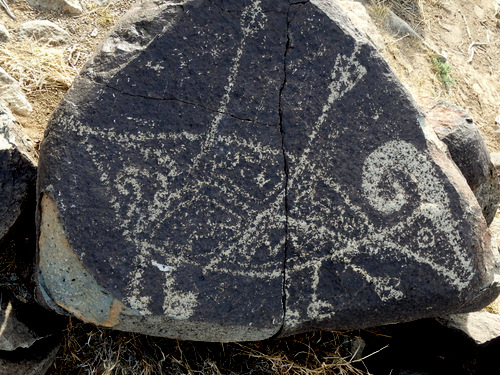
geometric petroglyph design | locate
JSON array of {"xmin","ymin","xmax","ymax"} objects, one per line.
[{"xmin": 71, "ymin": 0, "xmax": 284, "ymax": 319}]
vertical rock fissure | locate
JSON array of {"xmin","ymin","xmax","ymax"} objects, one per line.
[
  {"xmin": 277, "ymin": 2, "xmax": 292, "ymax": 333},
  {"xmin": 276, "ymin": 0, "xmax": 309, "ymax": 336}
]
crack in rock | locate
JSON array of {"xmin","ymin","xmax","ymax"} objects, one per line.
[{"xmin": 104, "ymin": 83, "xmax": 275, "ymax": 126}]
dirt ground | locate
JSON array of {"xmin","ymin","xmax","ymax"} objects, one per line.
[{"xmin": 1, "ymin": 0, "xmax": 135, "ymax": 142}]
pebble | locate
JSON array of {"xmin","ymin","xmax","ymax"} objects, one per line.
[{"xmin": 0, "ymin": 23, "xmax": 10, "ymax": 42}]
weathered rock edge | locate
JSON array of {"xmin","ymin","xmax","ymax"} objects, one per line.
[
  {"xmin": 421, "ymin": 96, "xmax": 500, "ymax": 226},
  {"xmin": 1, "ymin": 103, "xmax": 37, "ymax": 241},
  {"xmin": 36, "ymin": 0, "xmax": 500, "ymax": 341}
]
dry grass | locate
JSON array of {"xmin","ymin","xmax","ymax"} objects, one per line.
[
  {"xmin": 367, "ymin": 0, "xmax": 428, "ymax": 34},
  {"xmin": 0, "ymin": 39, "xmax": 77, "ymax": 93},
  {"xmin": 486, "ymin": 297, "xmax": 500, "ymax": 315},
  {"xmin": 0, "ymin": 0, "xmax": 134, "ymax": 138},
  {"xmin": 47, "ymin": 320, "xmax": 378, "ymax": 375}
]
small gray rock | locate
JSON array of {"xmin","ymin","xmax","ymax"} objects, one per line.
[
  {"xmin": 0, "ymin": 302, "xmax": 40, "ymax": 352},
  {"xmin": 0, "ymin": 24, "xmax": 10, "ymax": 42},
  {"xmin": 90, "ymin": 0, "xmax": 112, "ymax": 7},
  {"xmin": 349, "ymin": 336, "xmax": 366, "ymax": 360},
  {"xmin": 0, "ymin": 67, "xmax": 32, "ymax": 116},
  {"xmin": 26, "ymin": 0, "xmax": 82, "ymax": 14},
  {"xmin": 490, "ymin": 152, "xmax": 500, "ymax": 174},
  {"xmin": 0, "ymin": 289, "xmax": 65, "ymax": 374},
  {"xmin": 18, "ymin": 20, "xmax": 70, "ymax": 45},
  {"xmin": 437, "ymin": 311, "xmax": 500, "ymax": 345},
  {"xmin": 0, "ymin": 293, "xmax": 58, "ymax": 351},
  {"xmin": 386, "ymin": 9, "xmax": 420, "ymax": 39},
  {"xmin": 0, "ymin": 103, "xmax": 37, "ymax": 241}
]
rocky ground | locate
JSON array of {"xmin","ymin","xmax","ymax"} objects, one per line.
[
  {"xmin": 1, "ymin": 0, "xmax": 500, "ymax": 373},
  {"xmin": 1, "ymin": 0, "xmax": 135, "ymax": 143}
]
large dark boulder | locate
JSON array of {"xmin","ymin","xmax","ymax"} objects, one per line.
[{"xmin": 36, "ymin": 0, "xmax": 500, "ymax": 341}]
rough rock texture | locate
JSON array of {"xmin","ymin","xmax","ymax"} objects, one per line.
[
  {"xmin": 37, "ymin": 0, "xmax": 500, "ymax": 341},
  {"xmin": 278, "ymin": 1, "xmax": 498, "ymax": 336},
  {"xmin": 0, "ymin": 292, "xmax": 62, "ymax": 351},
  {"xmin": 0, "ymin": 104, "xmax": 37, "ymax": 241},
  {"xmin": 0, "ymin": 334, "xmax": 61, "ymax": 375},
  {"xmin": 0, "ymin": 67, "xmax": 32, "ymax": 116},
  {"xmin": 421, "ymin": 97, "xmax": 500, "ymax": 225},
  {"xmin": 0, "ymin": 296, "xmax": 41, "ymax": 351},
  {"xmin": 38, "ymin": 0, "xmax": 287, "ymax": 342},
  {"xmin": 18, "ymin": 20, "xmax": 70, "ymax": 45},
  {"xmin": 337, "ymin": 0, "xmax": 385, "ymax": 52},
  {"xmin": 0, "ymin": 24, "xmax": 10, "ymax": 42},
  {"xmin": 26, "ymin": 0, "xmax": 82, "ymax": 14},
  {"xmin": 437, "ymin": 311, "xmax": 500, "ymax": 345}
]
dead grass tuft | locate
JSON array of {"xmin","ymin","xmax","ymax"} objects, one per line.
[
  {"xmin": 366, "ymin": 0, "xmax": 391, "ymax": 26},
  {"xmin": 0, "ymin": 39, "xmax": 78, "ymax": 94},
  {"xmin": 367, "ymin": 0, "xmax": 426, "ymax": 34},
  {"xmin": 47, "ymin": 320, "xmax": 379, "ymax": 374}
]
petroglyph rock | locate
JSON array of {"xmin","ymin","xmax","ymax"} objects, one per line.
[
  {"xmin": 1, "ymin": 104, "xmax": 36, "ymax": 241},
  {"xmin": 421, "ymin": 97, "xmax": 500, "ymax": 226},
  {"xmin": 37, "ymin": 0, "xmax": 500, "ymax": 341},
  {"xmin": 38, "ymin": 0, "xmax": 287, "ymax": 342}
]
